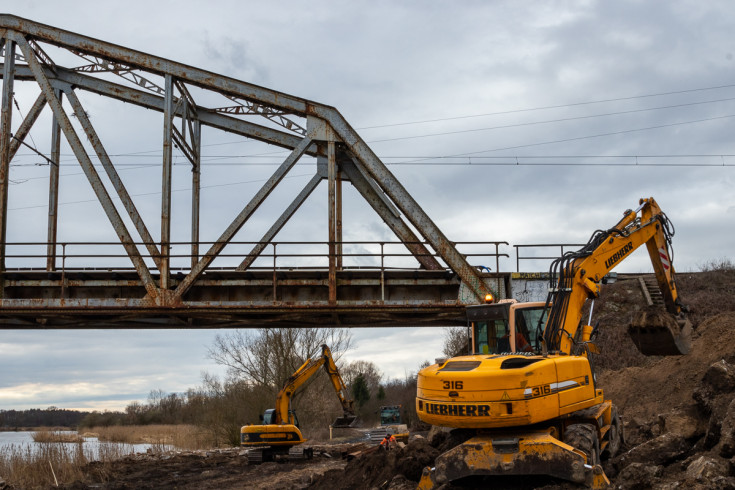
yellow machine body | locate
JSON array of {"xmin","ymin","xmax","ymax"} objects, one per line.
[
  {"xmin": 417, "ymin": 354, "xmax": 602, "ymax": 429},
  {"xmin": 416, "ymin": 198, "xmax": 689, "ymax": 488},
  {"xmin": 241, "ymin": 423, "xmax": 305, "ymax": 448}
]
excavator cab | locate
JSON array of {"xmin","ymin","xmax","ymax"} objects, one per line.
[
  {"xmin": 468, "ymin": 301, "xmax": 548, "ymax": 355},
  {"xmin": 261, "ymin": 408, "xmax": 299, "ymax": 427}
]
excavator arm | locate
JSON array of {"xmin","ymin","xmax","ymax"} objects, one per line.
[
  {"xmin": 542, "ymin": 197, "xmax": 690, "ymax": 356},
  {"xmin": 274, "ymin": 344, "xmax": 356, "ymax": 427}
]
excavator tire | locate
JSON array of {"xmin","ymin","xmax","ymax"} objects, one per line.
[
  {"xmin": 563, "ymin": 423, "xmax": 600, "ymax": 466},
  {"xmin": 628, "ymin": 309, "xmax": 692, "ymax": 356},
  {"xmin": 603, "ymin": 407, "xmax": 623, "ymax": 458}
]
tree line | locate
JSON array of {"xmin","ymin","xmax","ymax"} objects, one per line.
[{"xmin": 0, "ymin": 407, "xmax": 90, "ymax": 429}]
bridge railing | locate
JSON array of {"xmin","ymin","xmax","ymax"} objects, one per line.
[
  {"xmin": 1, "ymin": 240, "xmax": 510, "ymax": 274},
  {"xmin": 513, "ymin": 243, "xmax": 585, "ymax": 273}
]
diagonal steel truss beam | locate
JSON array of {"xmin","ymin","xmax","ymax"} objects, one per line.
[
  {"xmin": 8, "ymin": 92, "xmax": 46, "ymax": 161},
  {"xmin": 236, "ymin": 173, "xmax": 322, "ymax": 271},
  {"xmin": 63, "ymin": 88, "xmax": 162, "ymax": 269},
  {"xmin": 173, "ymin": 136, "xmax": 313, "ymax": 300}
]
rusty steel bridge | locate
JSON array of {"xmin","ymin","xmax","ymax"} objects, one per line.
[{"xmin": 0, "ymin": 15, "xmax": 549, "ymax": 328}]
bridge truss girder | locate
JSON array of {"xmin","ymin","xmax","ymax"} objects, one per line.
[{"xmin": 0, "ymin": 15, "xmax": 494, "ymax": 326}]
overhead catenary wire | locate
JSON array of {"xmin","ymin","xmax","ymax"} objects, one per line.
[{"xmin": 355, "ymin": 82, "xmax": 735, "ymax": 130}]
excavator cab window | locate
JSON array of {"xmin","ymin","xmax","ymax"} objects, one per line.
[
  {"xmin": 514, "ymin": 307, "xmax": 548, "ymax": 352},
  {"xmin": 474, "ymin": 319, "xmax": 511, "ymax": 355},
  {"xmin": 261, "ymin": 408, "xmax": 299, "ymax": 427}
]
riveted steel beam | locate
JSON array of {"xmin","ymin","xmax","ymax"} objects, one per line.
[
  {"xmin": 313, "ymin": 108, "xmax": 489, "ymax": 302},
  {"xmin": 161, "ymin": 74, "xmax": 174, "ymax": 290},
  {"xmin": 173, "ymin": 135, "xmax": 313, "ymax": 300},
  {"xmin": 0, "ymin": 37, "xmax": 15, "ymax": 277},
  {"xmin": 11, "ymin": 31, "xmax": 159, "ymax": 300},
  {"xmin": 0, "ymin": 15, "xmax": 310, "ymax": 116},
  {"xmin": 8, "ymin": 91, "xmax": 46, "ymax": 161},
  {"xmin": 47, "ymin": 88, "xmax": 60, "ymax": 271},
  {"xmin": 3, "ymin": 63, "xmax": 323, "ymax": 157},
  {"xmin": 236, "ymin": 173, "xmax": 322, "ymax": 271},
  {"xmin": 328, "ymin": 140, "xmax": 337, "ymax": 304},
  {"xmin": 63, "ymin": 88, "xmax": 162, "ymax": 270},
  {"xmin": 191, "ymin": 119, "xmax": 201, "ymax": 269}
]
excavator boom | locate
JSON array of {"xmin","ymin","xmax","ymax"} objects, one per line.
[
  {"xmin": 543, "ymin": 197, "xmax": 690, "ymax": 356},
  {"xmin": 273, "ymin": 343, "xmax": 356, "ymax": 428}
]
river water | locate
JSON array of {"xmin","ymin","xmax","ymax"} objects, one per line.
[{"xmin": 0, "ymin": 431, "xmax": 158, "ymax": 460}]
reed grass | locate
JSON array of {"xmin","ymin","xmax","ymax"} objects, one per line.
[
  {"xmin": 0, "ymin": 425, "xmax": 216, "ymax": 488},
  {"xmin": 90, "ymin": 424, "xmax": 216, "ymax": 450},
  {"xmin": 32, "ymin": 430, "xmax": 84, "ymax": 443}
]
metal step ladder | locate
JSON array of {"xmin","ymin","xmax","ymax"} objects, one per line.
[{"xmin": 638, "ymin": 276, "xmax": 664, "ymax": 306}]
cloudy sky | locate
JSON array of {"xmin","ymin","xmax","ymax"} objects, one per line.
[{"xmin": 1, "ymin": 1, "xmax": 734, "ymax": 412}]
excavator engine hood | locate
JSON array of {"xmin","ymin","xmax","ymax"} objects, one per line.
[{"xmin": 416, "ymin": 355, "xmax": 600, "ymax": 429}]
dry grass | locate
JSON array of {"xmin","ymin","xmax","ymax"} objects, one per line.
[
  {"xmin": 89, "ymin": 424, "xmax": 216, "ymax": 450},
  {"xmin": 32, "ymin": 430, "xmax": 84, "ymax": 443},
  {"xmin": 0, "ymin": 440, "xmax": 138, "ymax": 489},
  {"xmin": 0, "ymin": 425, "xmax": 217, "ymax": 488}
]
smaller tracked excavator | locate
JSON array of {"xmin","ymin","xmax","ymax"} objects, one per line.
[
  {"xmin": 241, "ymin": 344, "xmax": 356, "ymax": 462},
  {"xmin": 416, "ymin": 197, "xmax": 692, "ymax": 489}
]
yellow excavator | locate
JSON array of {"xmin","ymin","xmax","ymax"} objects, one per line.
[
  {"xmin": 416, "ymin": 197, "xmax": 692, "ymax": 489},
  {"xmin": 241, "ymin": 343, "xmax": 356, "ymax": 462}
]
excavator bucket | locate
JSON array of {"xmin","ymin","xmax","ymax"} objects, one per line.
[
  {"xmin": 628, "ymin": 309, "xmax": 692, "ymax": 356},
  {"xmin": 332, "ymin": 415, "xmax": 357, "ymax": 428}
]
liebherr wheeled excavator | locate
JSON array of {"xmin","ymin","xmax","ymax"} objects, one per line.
[
  {"xmin": 241, "ymin": 344, "xmax": 356, "ymax": 462},
  {"xmin": 416, "ymin": 197, "xmax": 692, "ymax": 489}
]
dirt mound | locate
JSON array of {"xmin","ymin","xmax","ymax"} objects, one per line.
[
  {"xmin": 309, "ymin": 437, "xmax": 438, "ymax": 490},
  {"xmin": 599, "ymin": 312, "xmax": 735, "ymax": 421},
  {"xmin": 54, "ymin": 445, "xmax": 354, "ymax": 490}
]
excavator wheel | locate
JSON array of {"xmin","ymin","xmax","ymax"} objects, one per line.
[
  {"xmin": 628, "ymin": 309, "xmax": 692, "ymax": 356},
  {"xmin": 603, "ymin": 407, "xmax": 623, "ymax": 458},
  {"xmin": 564, "ymin": 423, "xmax": 600, "ymax": 466}
]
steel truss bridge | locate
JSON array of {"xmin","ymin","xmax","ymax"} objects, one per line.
[{"xmin": 0, "ymin": 15, "xmax": 514, "ymax": 328}]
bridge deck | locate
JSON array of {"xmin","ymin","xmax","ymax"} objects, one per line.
[{"xmin": 0, "ymin": 269, "xmax": 510, "ymax": 328}]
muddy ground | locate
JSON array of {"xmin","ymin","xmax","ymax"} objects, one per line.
[{"xmin": 42, "ymin": 270, "xmax": 735, "ymax": 489}]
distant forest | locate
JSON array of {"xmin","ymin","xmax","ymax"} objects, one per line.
[{"xmin": 0, "ymin": 407, "xmax": 93, "ymax": 429}]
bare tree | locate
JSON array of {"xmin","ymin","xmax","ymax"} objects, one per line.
[
  {"xmin": 342, "ymin": 359, "xmax": 383, "ymax": 393},
  {"xmin": 207, "ymin": 327, "xmax": 353, "ymax": 428},
  {"xmin": 442, "ymin": 326, "xmax": 469, "ymax": 358}
]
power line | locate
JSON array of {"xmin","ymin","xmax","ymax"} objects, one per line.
[
  {"xmin": 368, "ymin": 96, "xmax": 735, "ymax": 144},
  {"xmin": 356, "ymin": 83, "xmax": 735, "ymax": 130},
  {"xmin": 399, "ymin": 113, "xmax": 735, "ymax": 164}
]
